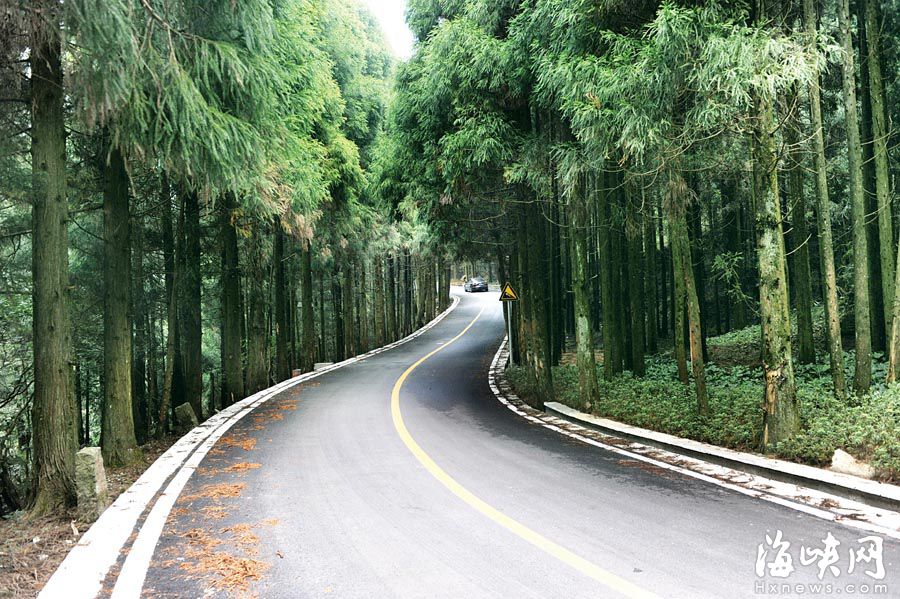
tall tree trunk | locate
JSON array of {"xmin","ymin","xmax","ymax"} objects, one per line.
[
  {"xmin": 838, "ymin": 0, "xmax": 872, "ymax": 393},
  {"xmin": 29, "ymin": 3, "xmax": 76, "ymax": 515},
  {"xmin": 158, "ymin": 183, "xmax": 181, "ymax": 437},
  {"xmin": 626, "ymin": 187, "xmax": 646, "ymax": 376},
  {"xmin": 752, "ymin": 86, "xmax": 799, "ymax": 447},
  {"xmin": 427, "ymin": 260, "xmax": 437, "ymax": 322},
  {"xmin": 403, "ymin": 252, "xmax": 413, "ymax": 336},
  {"xmin": 866, "ymin": 0, "xmax": 894, "ymax": 343},
  {"xmin": 75, "ymin": 364, "xmax": 83, "ymax": 448},
  {"xmin": 414, "ymin": 256, "xmax": 424, "ymax": 329},
  {"xmin": 858, "ymin": 12, "xmax": 885, "ymax": 354},
  {"xmin": 358, "ymin": 261, "xmax": 370, "ymax": 352},
  {"xmin": 438, "ymin": 256, "xmax": 448, "ymax": 311},
  {"xmin": 317, "ymin": 270, "xmax": 326, "ymax": 360},
  {"xmin": 300, "ymin": 242, "xmax": 316, "ymax": 372},
  {"xmin": 246, "ymin": 226, "xmax": 269, "ymax": 393},
  {"xmin": 332, "ymin": 263, "xmax": 345, "ymax": 361},
  {"xmin": 672, "ymin": 217, "xmax": 689, "ymax": 386},
  {"xmin": 668, "ymin": 174, "xmax": 707, "ymax": 412},
  {"xmin": 570, "ymin": 176, "xmax": 600, "ymax": 409},
  {"xmin": 804, "ymin": 0, "xmax": 846, "ymax": 398},
  {"xmin": 597, "ymin": 173, "xmax": 618, "ymax": 381},
  {"xmin": 220, "ymin": 194, "xmax": 244, "ymax": 406},
  {"xmin": 374, "ymin": 258, "xmax": 386, "ymax": 347},
  {"xmin": 182, "ymin": 191, "xmax": 203, "ymax": 417},
  {"xmin": 516, "ymin": 206, "xmax": 535, "ymax": 381},
  {"xmin": 549, "ymin": 186, "xmax": 563, "ymax": 365},
  {"xmin": 274, "ymin": 229, "xmax": 290, "ymax": 382},
  {"xmin": 785, "ymin": 99, "xmax": 816, "ymax": 364},
  {"xmin": 686, "ymin": 192, "xmax": 710, "ymax": 362},
  {"xmin": 658, "ymin": 200, "xmax": 670, "ymax": 339},
  {"xmin": 613, "ymin": 198, "xmax": 629, "ymax": 372},
  {"xmin": 132, "ymin": 205, "xmax": 148, "ymax": 444},
  {"xmin": 524, "ymin": 196, "xmax": 554, "ymax": 404},
  {"xmin": 101, "ymin": 145, "xmax": 140, "ymax": 467},
  {"xmin": 644, "ymin": 195, "xmax": 659, "ymax": 353},
  {"xmin": 289, "ymin": 270, "xmax": 297, "ymax": 373},
  {"xmin": 386, "ymin": 255, "xmax": 397, "ymax": 343},
  {"xmin": 84, "ymin": 369, "xmax": 91, "ymax": 446},
  {"xmin": 509, "ymin": 248, "xmax": 523, "ymax": 365},
  {"xmin": 342, "ymin": 258, "xmax": 356, "ymax": 357},
  {"xmin": 147, "ymin": 307, "xmax": 158, "ymax": 425}
]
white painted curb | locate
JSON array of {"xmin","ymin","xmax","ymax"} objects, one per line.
[
  {"xmin": 544, "ymin": 402, "xmax": 900, "ymax": 511},
  {"xmin": 487, "ymin": 337, "xmax": 900, "ymax": 540},
  {"xmin": 40, "ymin": 295, "xmax": 461, "ymax": 599}
]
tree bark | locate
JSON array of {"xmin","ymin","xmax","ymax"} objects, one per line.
[
  {"xmin": 752, "ymin": 86, "xmax": 800, "ymax": 447},
  {"xmin": 101, "ymin": 145, "xmax": 141, "ymax": 467},
  {"xmin": 220, "ymin": 194, "xmax": 244, "ymax": 405},
  {"xmin": 157, "ymin": 182, "xmax": 180, "ymax": 437},
  {"xmin": 804, "ymin": 0, "xmax": 846, "ymax": 398},
  {"xmin": 626, "ymin": 187, "xmax": 646, "ymax": 376},
  {"xmin": 668, "ymin": 174, "xmax": 707, "ymax": 413},
  {"xmin": 658, "ymin": 199, "xmax": 670, "ymax": 339},
  {"xmin": 300, "ymin": 242, "xmax": 316, "ymax": 372},
  {"xmin": 404, "ymin": 252, "xmax": 413, "ymax": 336},
  {"xmin": 358, "ymin": 261, "xmax": 370, "ymax": 352},
  {"xmin": 342, "ymin": 258, "xmax": 356, "ymax": 357},
  {"xmin": 373, "ymin": 258, "xmax": 386, "ymax": 347},
  {"xmin": 644, "ymin": 195, "xmax": 659, "ymax": 353},
  {"xmin": 332, "ymin": 262, "xmax": 345, "ymax": 361},
  {"xmin": 838, "ymin": 0, "xmax": 872, "ymax": 394},
  {"xmin": 523, "ymin": 196, "xmax": 554, "ymax": 404},
  {"xmin": 597, "ymin": 173, "xmax": 618, "ymax": 381},
  {"xmin": 570, "ymin": 176, "xmax": 600, "ymax": 409},
  {"xmin": 274, "ymin": 228, "xmax": 290, "ymax": 381},
  {"xmin": 386, "ymin": 255, "xmax": 397, "ymax": 343},
  {"xmin": 29, "ymin": 3, "xmax": 76, "ymax": 515},
  {"xmin": 866, "ymin": 0, "xmax": 894, "ymax": 344},
  {"xmin": 246, "ymin": 226, "xmax": 269, "ymax": 393},
  {"xmin": 181, "ymin": 191, "xmax": 203, "ymax": 417},
  {"xmin": 132, "ymin": 201, "xmax": 148, "ymax": 444},
  {"xmin": 785, "ymin": 98, "xmax": 816, "ymax": 364},
  {"xmin": 858, "ymin": 12, "xmax": 885, "ymax": 354}
]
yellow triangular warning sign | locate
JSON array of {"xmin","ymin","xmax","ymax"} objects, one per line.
[{"xmin": 500, "ymin": 282, "xmax": 519, "ymax": 302}]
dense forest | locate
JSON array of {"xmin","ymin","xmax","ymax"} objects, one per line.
[
  {"xmin": 0, "ymin": 0, "xmax": 452, "ymax": 517},
  {"xmin": 388, "ymin": 0, "xmax": 900, "ymax": 476},
  {"xmin": 2, "ymin": 0, "xmax": 900, "ymax": 522}
]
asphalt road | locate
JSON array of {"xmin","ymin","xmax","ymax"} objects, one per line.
[{"xmin": 141, "ymin": 290, "xmax": 899, "ymax": 598}]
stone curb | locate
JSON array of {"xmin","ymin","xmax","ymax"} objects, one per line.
[{"xmin": 544, "ymin": 401, "xmax": 900, "ymax": 513}]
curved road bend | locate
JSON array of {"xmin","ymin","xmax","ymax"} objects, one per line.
[{"xmin": 134, "ymin": 290, "xmax": 898, "ymax": 598}]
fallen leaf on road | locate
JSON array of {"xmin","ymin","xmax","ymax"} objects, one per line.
[
  {"xmin": 180, "ymin": 482, "xmax": 246, "ymax": 503},
  {"xmin": 224, "ymin": 462, "xmax": 262, "ymax": 473},
  {"xmin": 220, "ymin": 437, "xmax": 257, "ymax": 451}
]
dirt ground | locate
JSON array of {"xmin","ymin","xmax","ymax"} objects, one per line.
[{"xmin": 0, "ymin": 437, "xmax": 176, "ymax": 598}]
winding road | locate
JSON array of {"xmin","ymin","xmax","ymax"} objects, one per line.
[{"xmin": 124, "ymin": 290, "xmax": 897, "ymax": 598}]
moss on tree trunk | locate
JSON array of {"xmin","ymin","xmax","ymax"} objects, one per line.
[
  {"xmin": 29, "ymin": 5, "xmax": 76, "ymax": 515},
  {"xmin": 101, "ymin": 145, "xmax": 141, "ymax": 467}
]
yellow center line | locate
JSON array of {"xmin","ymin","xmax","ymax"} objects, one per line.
[{"xmin": 390, "ymin": 305, "xmax": 660, "ymax": 599}]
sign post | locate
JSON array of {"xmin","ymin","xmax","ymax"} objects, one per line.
[{"xmin": 499, "ymin": 283, "xmax": 519, "ymax": 365}]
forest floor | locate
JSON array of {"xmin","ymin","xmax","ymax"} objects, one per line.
[
  {"xmin": 509, "ymin": 321, "xmax": 900, "ymax": 484},
  {"xmin": 0, "ymin": 437, "xmax": 177, "ymax": 598}
]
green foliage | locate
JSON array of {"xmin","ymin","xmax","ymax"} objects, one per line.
[{"xmin": 68, "ymin": 0, "xmax": 282, "ymax": 195}]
